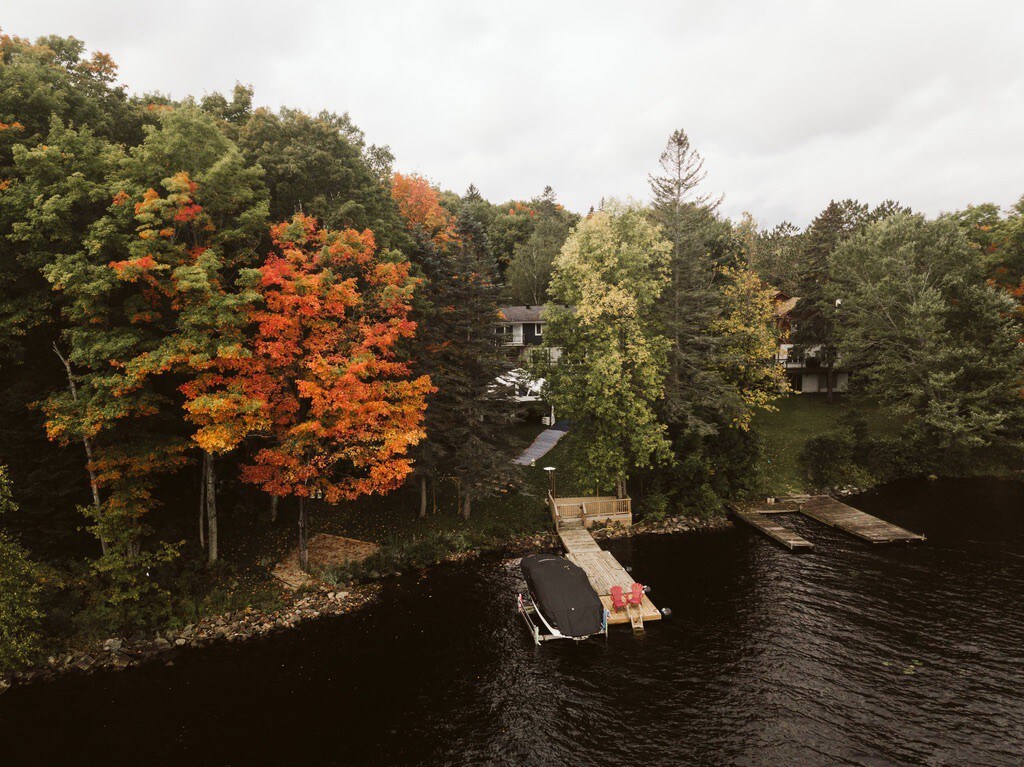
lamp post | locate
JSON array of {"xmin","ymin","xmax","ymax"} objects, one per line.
[{"xmin": 543, "ymin": 466, "xmax": 556, "ymax": 497}]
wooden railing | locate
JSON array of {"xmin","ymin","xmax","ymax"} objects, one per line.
[{"xmin": 549, "ymin": 493, "xmax": 632, "ymax": 527}]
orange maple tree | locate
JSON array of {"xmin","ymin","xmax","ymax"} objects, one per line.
[
  {"xmin": 214, "ymin": 214, "xmax": 431, "ymax": 568},
  {"xmin": 390, "ymin": 172, "xmax": 458, "ymax": 248}
]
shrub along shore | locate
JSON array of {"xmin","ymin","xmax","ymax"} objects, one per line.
[{"xmin": 1, "ymin": 510, "xmax": 732, "ymax": 692}]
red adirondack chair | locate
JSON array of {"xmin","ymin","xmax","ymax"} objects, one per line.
[
  {"xmin": 628, "ymin": 582, "xmax": 644, "ymax": 606},
  {"xmin": 610, "ymin": 585, "xmax": 627, "ymax": 610}
]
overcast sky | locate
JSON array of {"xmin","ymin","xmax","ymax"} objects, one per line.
[{"xmin": 5, "ymin": 1, "xmax": 1023, "ymax": 227}]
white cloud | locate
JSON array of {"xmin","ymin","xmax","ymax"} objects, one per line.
[{"xmin": 5, "ymin": 0, "xmax": 1023, "ymax": 227}]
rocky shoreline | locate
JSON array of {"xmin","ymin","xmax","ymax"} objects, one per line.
[
  {"xmin": 0, "ymin": 584, "xmax": 379, "ymax": 694},
  {"xmin": 0, "ymin": 513, "xmax": 732, "ymax": 694}
]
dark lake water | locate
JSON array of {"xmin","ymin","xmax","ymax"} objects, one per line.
[{"xmin": 2, "ymin": 478, "xmax": 1023, "ymax": 766}]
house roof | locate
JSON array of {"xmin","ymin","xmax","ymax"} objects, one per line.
[
  {"xmin": 774, "ymin": 296, "xmax": 799, "ymax": 317},
  {"xmin": 498, "ymin": 305, "xmax": 544, "ymax": 323}
]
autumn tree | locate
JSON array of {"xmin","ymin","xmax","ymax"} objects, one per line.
[
  {"xmin": 231, "ymin": 215, "xmax": 430, "ymax": 569},
  {"xmin": 543, "ymin": 202, "xmax": 672, "ymax": 497},
  {"xmin": 391, "ymin": 172, "xmax": 458, "ymax": 248},
  {"xmin": 42, "ymin": 105, "xmax": 268, "ymax": 587}
]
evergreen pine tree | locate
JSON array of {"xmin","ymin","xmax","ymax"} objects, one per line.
[{"xmin": 413, "ymin": 211, "xmax": 520, "ymax": 518}]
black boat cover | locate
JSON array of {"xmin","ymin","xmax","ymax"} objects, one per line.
[{"xmin": 520, "ymin": 554, "xmax": 604, "ymax": 637}]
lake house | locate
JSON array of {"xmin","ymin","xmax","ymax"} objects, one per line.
[
  {"xmin": 773, "ymin": 290, "xmax": 850, "ymax": 394},
  {"xmin": 496, "ymin": 306, "xmax": 562, "ymax": 365}
]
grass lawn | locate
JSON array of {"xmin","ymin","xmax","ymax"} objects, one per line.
[{"xmin": 752, "ymin": 393, "xmax": 895, "ymax": 496}]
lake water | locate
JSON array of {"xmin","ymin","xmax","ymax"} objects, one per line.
[{"xmin": 2, "ymin": 478, "xmax": 1023, "ymax": 766}]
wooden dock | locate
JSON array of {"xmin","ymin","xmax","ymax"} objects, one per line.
[
  {"xmin": 730, "ymin": 496, "xmax": 925, "ymax": 549},
  {"xmin": 729, "ymin": 506, "xmax": 813, "ymax": 550},
  {"xmin": 557, "ymin": 525, "xmax": 661, "ymax": 628},
  {"xmin": 793, "ymin": 495, "xmax": 926, "ymax": 544}
]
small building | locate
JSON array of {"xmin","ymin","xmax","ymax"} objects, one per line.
[
  {"xmin": 496, "ymin": 305, "xmax": 562, "ymax": 365},
  {"xmin": 772, "ymin": 291, "xmax": 850, "ymax": 394}
]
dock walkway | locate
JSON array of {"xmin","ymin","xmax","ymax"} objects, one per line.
[
  {"xmin": 730, "ymin": 495, "xmax": 925, "ymax": 549},
  {"xmin": 557, "ymin": 524, "xmax": 660, "ymax": 627},
  {"xmin": 793, "ymin": 495, "xmax": 926, "ymax": 544}
]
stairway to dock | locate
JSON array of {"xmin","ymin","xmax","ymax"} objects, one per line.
[
  {"xmin": 557, "ymin": 525, "xmax": 660, "ymax": 627},
  {"xmin": 730, "ymin": 496, "xmax": 925, "ymax": 549}
]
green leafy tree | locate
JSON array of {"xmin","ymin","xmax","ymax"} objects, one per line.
[
  {"xmin": 544, "ymin": 202, "xmax": 672, "ymax": 497},
  {"xmin": 0, "ymin": 33, "xmax": 141, "ymax": 166},
  {"xmin": 239, "ymin": 107, "xmax": 405, "ymax": 251},
  {"xmin": 647, "ymin": 130, "xmax": 787, "ymax": 512},
  {"xmin": 828, "ymin": 213, "xmax": 1024, "ymax": 472},
  {"xmin": 0, "ymin": 121, "xmax": 124, "ymax": 547},
  {"xmin": 0, "ymin": 466, "xmax": 42, "ymax": 675},
  {"xmin": 745, "ymin": 217, "xmax": 802, "ymax": 293},
  {"xmin": 793, "ymin": 198, "xmax": 909, "ymax": 399},
  {"xmin": 505, "ymin": 187, "xmax": 578, "ymax": 305}
]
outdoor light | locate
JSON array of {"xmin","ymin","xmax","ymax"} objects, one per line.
[{"xmin": 543, "ymin": 466, "xmax": 556, "ymax": 495}]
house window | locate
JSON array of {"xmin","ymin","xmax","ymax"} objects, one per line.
[{"xmin": 535, "ymin": 323, "xmax": 543, "ymax": 335}]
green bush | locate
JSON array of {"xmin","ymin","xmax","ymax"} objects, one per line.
[
  {"xmin": 681, "ymin": 484, "xmax": 724, "ymax": 520},
  {"xmin": 799, "ymin": 431, "xmax": 875, "ymax": 490},
  {"xmin": 638, "ymin": 490, "xmax": 668, "ymax": 523},
  {"xmin": 0, "ymin": 531, "xmax": 43, "ymax": 674}
]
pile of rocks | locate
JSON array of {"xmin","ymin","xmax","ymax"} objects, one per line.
[
  {"xmin": 595, "ymin": 514, "xmax": 734, "ymax": 541},
  {"xmin": 1, "ymin": 584, "xmax": 378, "ymax": 691}
]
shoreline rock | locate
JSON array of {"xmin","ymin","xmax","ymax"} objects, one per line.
[
  {"xmin": 1, "ymin": 513, "xmax": 729, "ymax": 692},
  {"xmin": 1, "ymin": 584, "xmax": 379, "ymax": 692}
]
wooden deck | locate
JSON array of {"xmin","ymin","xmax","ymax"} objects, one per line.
[
  {"xmin": 549, "ymin": 493, "xmax": 632, "ymax": 530},
  {"xmin": 793, "ymin": 495, "xmax": 926, "ymax": 544},
  {"xmin": 729, "ymin": 506, "xmax": 813, "ymax": 550},
  {"xmin": 731, "ymin": 495, "xmax": 925, "ymax": 548},
  {"xmin": 557, "ymin": 526, "xmax": 660, "ymax": 627}
]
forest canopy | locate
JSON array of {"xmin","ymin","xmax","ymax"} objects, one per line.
[{"xmin": 1, "ymin": 31, "xmax": 1022, "ymax": 672}]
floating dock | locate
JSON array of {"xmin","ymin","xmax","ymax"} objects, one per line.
[
  {"xmin": 793, "ymin": 495, "xmax": 926, "ymax": 544},
  {"xmin": 557, "ymin": 524, "xmax": 660, "ymax": 628},
  {"xmin": 730, "ymin": 495, "xmax": 925, "ymax": 549},
  {"xmin": 729, "ymin": 506, "xmax": 814, "ymax": 550}
]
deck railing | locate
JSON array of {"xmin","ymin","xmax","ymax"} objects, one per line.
[{"xmin": 548, "ymin": 493, "xmax": 632, "ymax": 527}]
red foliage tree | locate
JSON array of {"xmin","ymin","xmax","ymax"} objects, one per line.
[
  {"xmin": 227, "ymin": 214, "xmax": 431, "ymax": 569},
  {"xmin": 390, "ymin": 172, "xmax": 458, "ymax": 248}
]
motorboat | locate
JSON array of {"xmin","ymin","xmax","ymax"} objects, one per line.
[{"xmin": 517, "ymin": 554, "xmax": 607, "ymax": 643}]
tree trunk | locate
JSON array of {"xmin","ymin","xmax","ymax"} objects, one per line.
[
  {"xmin": 461, "ymin": 489, "xmax": 472, "ymax": 520},
  {"xmin": 270, "ymin": 494, "xmax": 279, "ymax": 523},
  {"xmin": 54, "ymin": 343, "xmax": 107, "ymax": 555},
  {"xmin": 204, "ymin": 451, "xmax": 218, "ymax": 564},
  {"xmin": 419, "ymin": 475, "xmax": 428, "ymax": 519},
  {"xmin": 298, "ymin": 496, "xmax": 309, "ymax": 571},
  {"xmin": 198, "ymin": 456, "xmax": 206, "ymax": 549},
  {"xmin": 616, "ymin": 475, "xmax": 627, "ymax": 500},
  {"xmin": 826, "ymin": 364, "xmax": 834, "ymax": 402}
]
